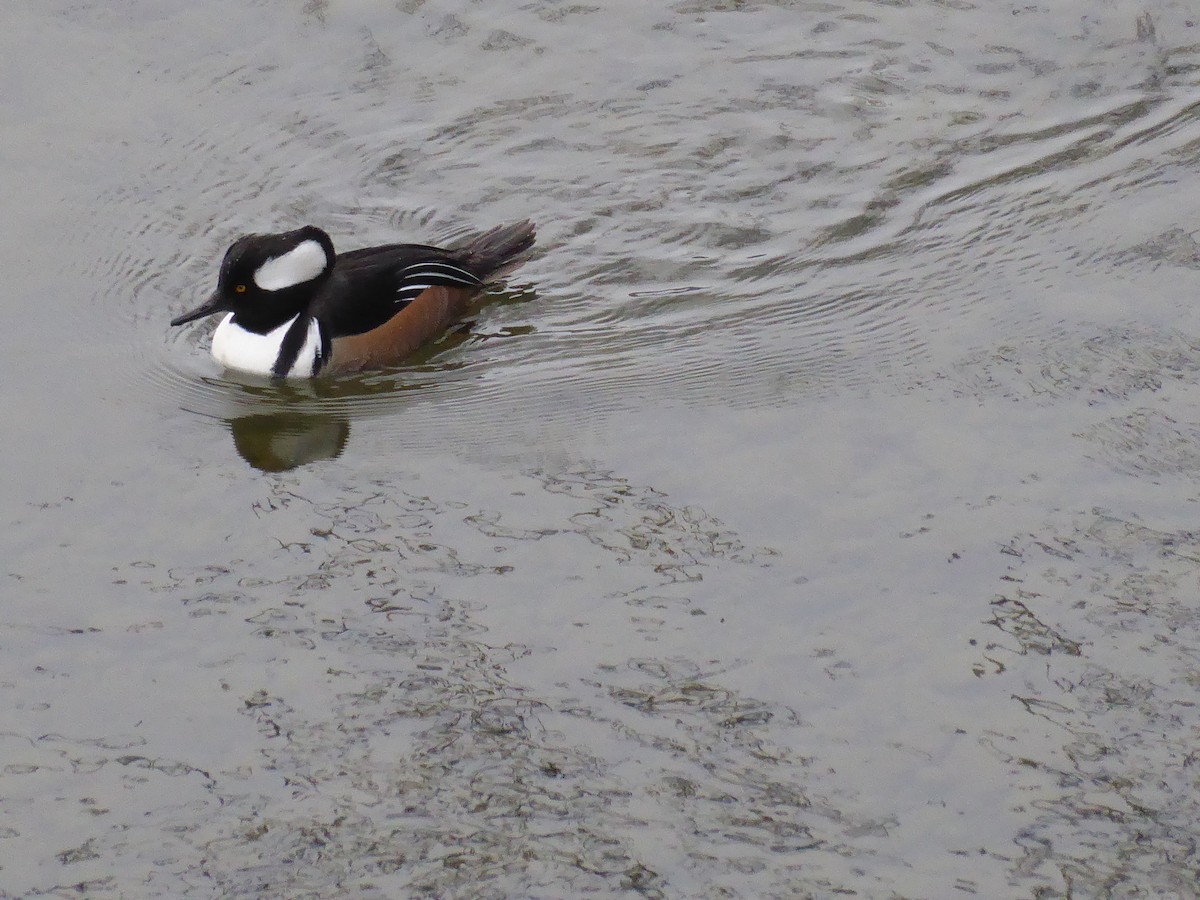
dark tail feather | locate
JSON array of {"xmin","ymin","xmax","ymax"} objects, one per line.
[{"xmin": 454, "ymin": 220, "xmax": 536, "ymax": 282}]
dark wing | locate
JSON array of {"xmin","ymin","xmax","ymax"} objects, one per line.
[{"xmin": 312, "ymin": 244, "xmax": 483, "ymax": 338}]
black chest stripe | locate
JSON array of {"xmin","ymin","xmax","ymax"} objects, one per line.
[
  {"xmin": 314, "ymin": 326, "xmax": 332, "ymax": 376},
  {"xmin": 272, "ymin": 315, "xmax": 315, "ymax": 378}
]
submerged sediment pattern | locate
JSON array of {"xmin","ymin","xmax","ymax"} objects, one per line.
[{"xmin": 979, "ymin": 512, "xmax": 1200, "ymax": 896}]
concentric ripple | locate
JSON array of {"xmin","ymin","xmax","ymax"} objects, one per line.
[{"xmin": 62, "ymin": 1, "xmax": 1200, "ymax": 456}]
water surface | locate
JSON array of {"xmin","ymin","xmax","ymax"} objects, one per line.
[{"xmin": 4, "ymin": 0, "xmax": 1200, "ymax": 896}]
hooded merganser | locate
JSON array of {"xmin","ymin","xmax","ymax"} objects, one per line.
[{"xmin": 171, "ymin": 220, "xmax": 536, "ymax": 377}]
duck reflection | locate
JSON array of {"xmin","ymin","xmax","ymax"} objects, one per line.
[
  {"xmin": 212, "ymin": 360, "xmax": 442, "ymax": 470},
  {"xmin": 228, "ymin": 412, "xmax": 351, "ymax": 471}
]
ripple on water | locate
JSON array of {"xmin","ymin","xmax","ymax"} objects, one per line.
[{"xmin": 68, "ymin": 3, "xmax": 1200, "ymax": 444}]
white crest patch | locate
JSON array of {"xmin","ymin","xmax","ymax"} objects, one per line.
[
  {"xmin": 253, "ymin": 239, "xmax": 328, "ymax": 291},
  {"xmin": 211, "ymin": 313, "xmax": 322, "ymax": 378}
]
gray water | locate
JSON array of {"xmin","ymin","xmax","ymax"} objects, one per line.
[{"xmin": 4, "ymin": 1, "xmax": 1200, "ymax": 896}]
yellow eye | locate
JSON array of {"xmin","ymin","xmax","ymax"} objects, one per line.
[{"xmin": 235, "ymin": 284, "xmax": 247, "ymax": 293}]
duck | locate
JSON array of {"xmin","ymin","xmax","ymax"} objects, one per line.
[{"xmin": 170, "ymin": 220, "xmax": 535, "ymax": 377}]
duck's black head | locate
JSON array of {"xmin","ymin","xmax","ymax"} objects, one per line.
[{"xmin": 171, "ymin": 225, "xmax": 336, "ymax": 333}]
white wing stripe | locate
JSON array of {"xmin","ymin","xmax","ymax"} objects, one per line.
[
  {"xmin": 407, "ymin": 274, "xmax": 479, "ymax": 287},
  {"xmin": 401, "ymin": 261, "xmax": 475, "ymax": 273},
  {"xmin": 401, "ymin": 262, "xmax": 481, "ymax": 284},
  {"xmin": 396, "ymin": 283, "xmax": 433, "ymax": 297}
]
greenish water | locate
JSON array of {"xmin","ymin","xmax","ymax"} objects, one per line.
[{"xmin": 4, "ymin": 1, "xmax": 1200, "ymax": 896}]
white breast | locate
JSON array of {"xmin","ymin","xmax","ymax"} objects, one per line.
[{"xmin": 211, "ymin": 313, "xmax": 321, "ymax": 378}]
